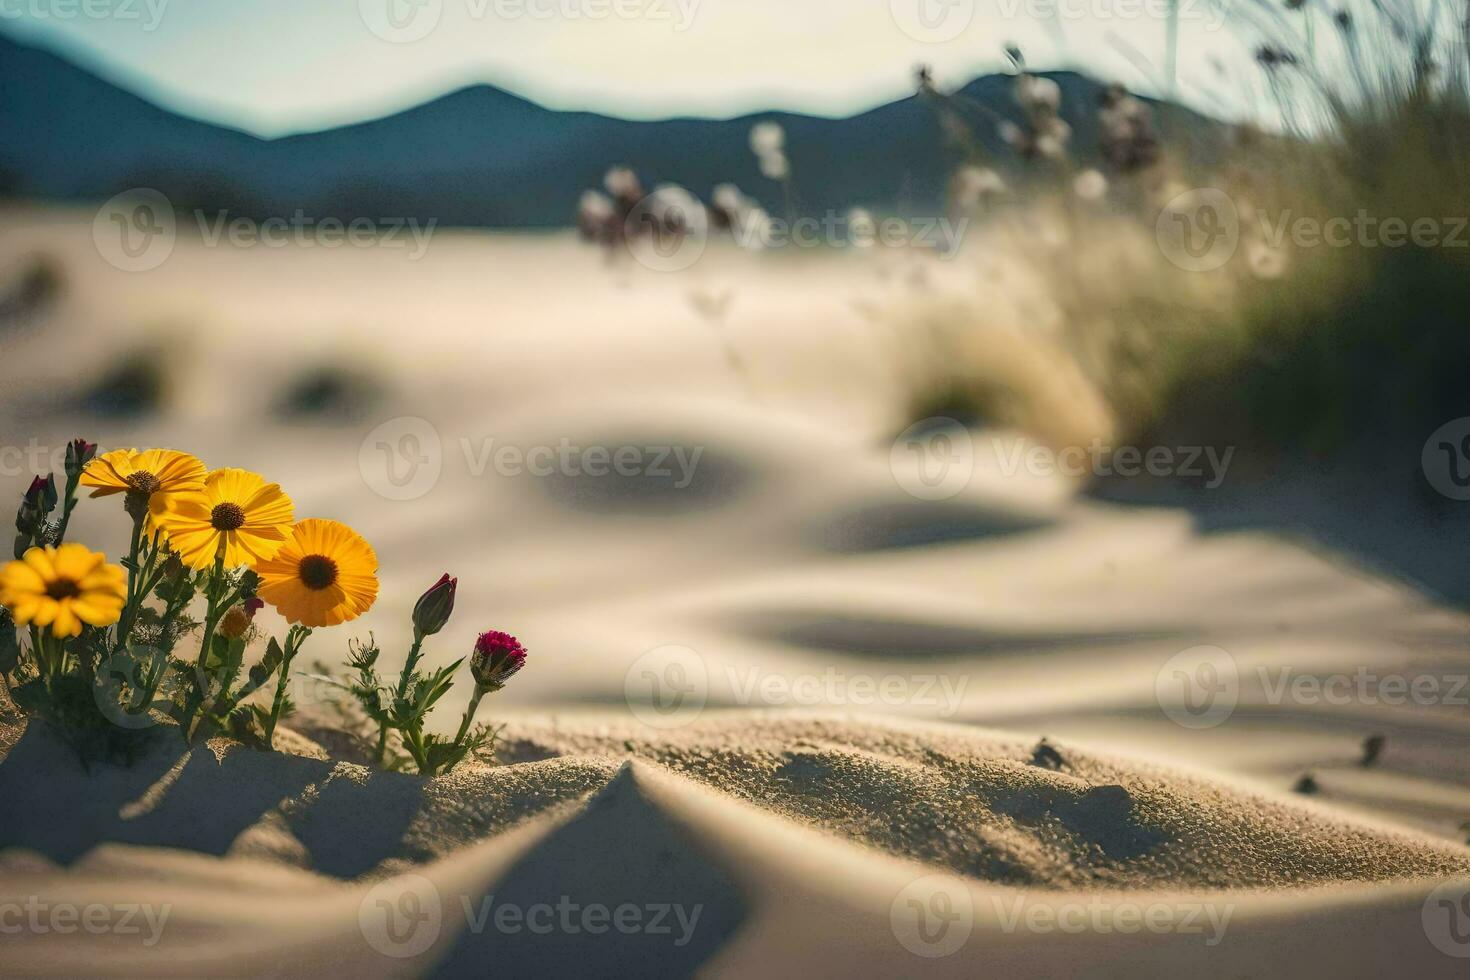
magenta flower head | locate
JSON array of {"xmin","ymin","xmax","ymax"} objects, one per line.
[
  {"xmin": 470, "ymin": 630, "xmax": 526, "ymax": 692},
  {"xmin": 412, "ymin": 573, "xmax": 457, "ymax": 638}
]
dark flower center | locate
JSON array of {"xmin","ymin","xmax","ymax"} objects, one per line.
[
  {"xmin": 210, "ymin": 502, "xmax": 247, "ymax": 531},
  {"xmin": 298, "ymin": 554, "xmax": 338, "ymax": 590},
  {"xmin": 126, "ymin": 471, "xmax": 161, "ymax": 496},
  {"xmin": 46, "ymin": 577, "xmax": 81, "ymax": 600}
]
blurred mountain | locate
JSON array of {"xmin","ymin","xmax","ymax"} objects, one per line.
[{"xmin": 0, "ymin": 31, "xmax": 1224, "ymax": 227}]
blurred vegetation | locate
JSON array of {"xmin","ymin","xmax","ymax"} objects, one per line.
[
  {"xmin": 77, "ymin": 346, "xmax": 170, "ymax": 419},
  {"xmin": 1135, "ymin": 0, "xmax": 1470, "ymax": 456},
  {"xmin": 272, "ymin": 363, "xmax": 386, "ymax": 424},
  {"xmin": 904, "ymin": 0, "xmax": 1470, "ymax": 470}
]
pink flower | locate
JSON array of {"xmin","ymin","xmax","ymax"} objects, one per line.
[{"xmin": 470, "ymin": 629, "xmax": 527, "ymax": 691}]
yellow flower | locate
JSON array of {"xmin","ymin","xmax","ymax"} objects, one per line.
[
  {"xmin": 158, "ymin": 468, "xmax": 295, "ymax": 570},
  {"xmin": 0, "ymin": 545, "xmax": 126, "ymax": 638},
  {"xmin": 80, "ymin": 448, "xmax": 206, "ymax": 524},
  {"xmin": 256, "ymin": 519, "xmax": 378, "ymax": 627}
]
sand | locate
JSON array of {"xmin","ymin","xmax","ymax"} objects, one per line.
[{"xmin": 2, "ymin": 209, "xmax": 1470, "ymax": 976}]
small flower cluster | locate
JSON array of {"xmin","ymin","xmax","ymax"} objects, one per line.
[
  {"xmin": 328, "ymin": 574, "xmax": 525, "ymax": 775},
  {"xmin": 949, "ymin": 165, "xmax": 1007, "ymax": 217},
  {"xmin": 1096, "ymin": 83, "xmax": 1162, "ymax": 175},
  {"xmin": 749, "ymin": 121, "xmax": 789, "ymax": 182},
  {"xmin": 1000, "ymin": 72, "xmax": 1072, "ymax": 163},
  {"xmin": 575, "ymin": 164, "xmax": 778, "ymax": 257},
  {"xmin": 0, "ymin": 442, "xmax": 526, "ymax": 775},
  {"xmin": 577, "ymin": 166, "xmax": 712, "ymax": 256}
]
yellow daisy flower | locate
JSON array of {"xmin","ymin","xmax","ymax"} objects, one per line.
[
  {"xmin": 158, "ymin": 468, "xmax": 295, "ymax": 570},
  {"xmin": 0, "ymin": 545, "xmax": 126, "ymax": 638},
  {"xmin": 80, "ymin": 448, "xmax": 207, "ymax": 523},
  {"xmin": 256, "ymin": 519, "xmax": 378, "ymax": 627}
]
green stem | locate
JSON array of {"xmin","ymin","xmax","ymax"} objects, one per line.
[
  {"xmin": 114, "ymin": 515, "xmax": 145, "ymax": 652},
  {"xmin": 404, "ymin": 724, "xmax": 430, "ymax": 774},
  {"xmin": 183, "ymin": 546, "xmax": 238, "ymax": 739},
  {"xmin": 452, "ymin": 686, "xmax": 487, "ymax": 747},
  {"xmin": 53, "ymin": 476, "xmax": 81, "ymax": 545},
  {"xmin": 394, "ymin": 631, "xmax": 425, "ymax": 700},
  {"xmin": 28, "ymin": 625, "xmax": 46, "ymax": 680},
  {"xmin": 115, "ymin": 531, "xmax": 166, "ymax": 654},
  {"xmin": 377, "ymin": 630, "xmax": 425, "ymax": 766},
  {"xmin": 194, "ymin": 549, "xmax": 237, "ymax": 671},
  {"xmin": 263, "ymin": 627, "xmax": 311, "ymax": 749}
]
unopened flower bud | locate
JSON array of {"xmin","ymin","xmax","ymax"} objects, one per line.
[
  {"xmin": 15, "ymin": 475, "xmax": 57, "ymax": 545},
  {"xmin": 412, "ymin": 573, "xmax": 457, "ymax": 637},
  {"xmin": 470, "ymin": 629, "xmax": 527, "ymax": 692},
  {"xmin": 65, "ymin": 439, "xmax": 98, "ymax": 481},
  {"xmin": 27, "ymin": 475, "xmax": 57, "ymax": 515},
  {"xmin": 219, "ymin": 598, "xmax": 263, "ymax": 640}
]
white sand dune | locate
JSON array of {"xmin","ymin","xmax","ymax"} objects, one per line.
[
  {"xmin": 2, "ymin": 213, "xmax": 1470, "ymax": 975},
  {"xmin": 4, "ymin": 714, "xmax": 1470, "ymax": 978}
]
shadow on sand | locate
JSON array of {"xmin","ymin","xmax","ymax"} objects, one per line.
[{"xmin": 0, "ymin": 722, "xmax": 426, "ymax": 875}]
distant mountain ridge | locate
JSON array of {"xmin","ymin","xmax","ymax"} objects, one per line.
[{"xmin": 0, "ymin": 31, "xmax": 1222, "ymax": 227}]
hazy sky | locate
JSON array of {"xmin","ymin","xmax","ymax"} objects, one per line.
[{"xmin": 1, "ymin": 0, "xmax": 1263, "ymax": 136}]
